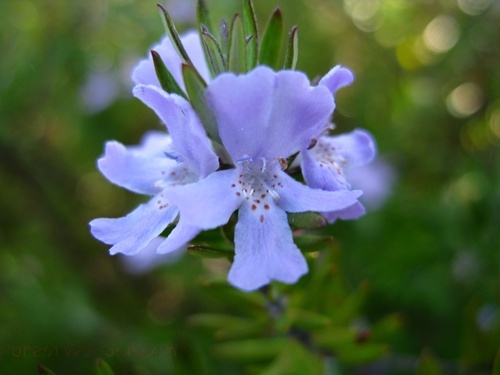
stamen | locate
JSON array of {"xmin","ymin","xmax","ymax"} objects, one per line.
[
  {"xmin": 260, "ymin": 157, "xmax": 267, "ymax": 173},
  {"xmin": 154, "ymin": 180, "xmax": 166, "ymax": 189},
  {"xmin": 269, "ymin": 189, "xmax": 280, "ymax": 201},
  {"xmin": 164, "ymin": 151, "xmax": 181, "ymax": 162},
  {"xmin": 236, "ymin": 155, "xmax": 253, "ymax": 167},
  {"xmin": 308, "ymin": 138, "xmax": 318, "ymax": 150}
]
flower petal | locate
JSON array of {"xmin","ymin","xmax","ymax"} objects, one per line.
[
  {"xmin": 228, "ymin": 202, "xmax": 308, "ymax": 291},
  {"xmin": 127, "ymin": 131, "xmax": 173, "ymax": 158},
  {"xmin": 301, "ymin": 149, "xmax": 346, "ymax": 191},
  {"xmin": 319, "ymin": 65, "xmax": 354, "ymax": 95},
  {"xmin": 322, "ymin": 201, "xmax": 366, "ymax": 223},
  {"xmin": 90, "ymin": 193, "xmax": 178, "ymax": 255},
  {"xmin": 98, "ymin": 141, "xmax": 177, "ymax": 195},
  {"xmin": 131, "ymin": 31, "xmax": 209, "ymax": 89},
  {"xmin": 131, "ymin": 59, "xmax": 159, "ymax": 88},
  {"xmin": 157, "ymin": 219, "xmax": 201, "ymax": 254},
  {"xmin": 120, "ymin": 237, "xmax": 185, "ymax": 275},
  {"xmin": 133, "ymin": 85, "xmax": 219, "ymax": 178},
  {"xmin": 163, "ymin": 170, "xmax": 241, "ymax": 230},
  {"xmin": 182, "ymin": 31, "xmax": 211, "ymax": 83},
  {"xmin": 205, "ymin": 66, "xmax": 334, "ymax": 162},
  {"xmin": 324, "ymin": 129, "xmax": 376, "ymax": 166},
  {"xmin": 274, "ymin": 171, "xmax": 362, "ymax": 213},
  {"xmin": 348, "ymin": 158, "xmax": 395, "ymax": 210},
  {"xmin": 302, "ymin": 129, "xmax": 376, "ymax": 191}
]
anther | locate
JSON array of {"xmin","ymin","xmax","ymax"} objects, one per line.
[
  {"xmin": 308, "ymin": 138, "xmax": 318, "ymax": 150},
  {"xmin": 278, "ymin": 157, "xmax": 288, "ymax": 170}
]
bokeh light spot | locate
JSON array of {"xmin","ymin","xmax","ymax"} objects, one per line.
[
  {"xmin": 423, "ymin": 15, "xmax": 459, "ymax": 53},
  {"xmin": 489, "ymin": 109, "xmax": 500, "ymax": 138},
  {"xmin": 446, "ymin": 82, "xmax": 483, "ymax": 118},
  {"xmin": 447, "ymin": 171, "xmax": 485, "ymax": 205},
  {"xmin": 457, "ymin": 0, "xmax": 491, "ymax": 16},
  {"xmin": 344, "ymin": 0, "xmax": 383, "ymax": 32}
]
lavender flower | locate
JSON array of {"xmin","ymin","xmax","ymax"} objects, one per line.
[
  {"xmin": 156, "ymin": 66, "xmax": 362, "ymax": 291},
  {"xmin": 90, "ymin": 6, "xmax": 377, "ymax": 291},
  {"xmin": 301, "ymin": 66, "xmax": 377, "ymax": 223},
  {"xmin": 89, "ymin": 91, "xmax": 218, "ymax": 256}
]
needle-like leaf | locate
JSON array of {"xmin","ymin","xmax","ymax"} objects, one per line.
[
  {"xmin": 151, "ymin": 50, "xmax": 187, "ymax": 98},
  {"xmin": 201, "ymin": 25, "xmax": 227, "ymax": 76},
  {"xmin": 182, "ymin": 63, "xmax": 221, "ymax": 143},
  {"xmin": 228, "ymin": 14, "xmax": 247, "ymax": 73},
  {"xmin": 157, "ymin": 3, "xmax": 192, "ymax": 65},
  {"xmin": 242, "ymin": 0, "xmax": 259, "ymax": 70},
  {"xmin": 283, "ymin": 26, "xmax": 299, "ymax": 70},
  {"xmin": 259, "ymin": 8, "xmax": 284, "ymax": 69}
]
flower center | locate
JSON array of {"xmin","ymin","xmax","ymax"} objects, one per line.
[
  {"xmin": 311, "ymin": 140, "xmax": 350, "ymax": 188},
  {"xmin": 230, "ymin": 157, "xmax": 285, "ymax": 222},
  {"xmin": 155, "ymin": 163, "xmax": 198, "ymax": 189}
]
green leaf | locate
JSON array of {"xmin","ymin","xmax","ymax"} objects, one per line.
[
  {"xmin": 95, "ymin": 358, "xmax": 115, "ymax": 375},
  {"xmin": 188, "ymin": 313, "xmax": 266, "ymax": 339},
  {"xmin": 288, "ymin": 212, "xmax": 327, "ymax": 230},
  {"xmin": 312, "ymin": 327, "xmax": 357, "ymax": 349},
  {"xmin": 182, "ymin": 63, "xmax": 221, "ymax": 143},
  {"xmin": 493, "ymin": 350, "xmax": 500, "ymax": 375},
  {"xmin": 212, "ymin": 337, "xmax": 289, "ymax": 362},
  {"xmin": 219, "ymin": 19, "xmax": 230, "ymax": 61},
  {"xmin": 157, "ymin": 4, "xmax": 192, "ymax": 65},
  {"xmin": 151, "ymin": 50, "xmax": 187, "ymax": 98},
  {"xmin": 243, "ymin": 0, "xmax": 258, "ymax": 70},
  {"xmin": 283, "ymin": 26, "xmax": 299, "ymax": 70},
  {"xmin": 228, "ymin": 14, "xmax": 247, "ymax": 73},
  {"xmin": 196, "ymin": 0, "xmax": 215, "ymax": 36},
  {"xmin": 259, "ymin": 8, "xmax": 284, "ymax": 69},
  {"xmin": 416, "ymin": 351, "xmax": 442, "ymax": 375},
  {"xmin": 331, "ymin": 282, "xmax": 369, "ymax": 324},
  {"xmin": 262, "ymin": 341, "xmax": 323, "ymax": 375},
  {"xmin": 370, "ymin": 313, "xmax": 402, "ymax": 341},
  {"xmin": 37, "ymin": 363, "xmax": 57, "ymax": 375},
  {"xmin": 286, "ymin": 308, "xmax": 331, "ymax": 331},
  {"xmin": 335, "ymin": 343, "xmax": 388, "ymax": 365},
  {"xmin": 200, "ymin": 25, "xmax": 227, "ymax": 76},
  {"xmin": 188, "ymin": 244, "xmax": 234, "ymax": 259}
]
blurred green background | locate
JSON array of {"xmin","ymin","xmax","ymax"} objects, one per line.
[{"xmin": 1, "ymin": 0, "xmax": 499, "ymax": 374}]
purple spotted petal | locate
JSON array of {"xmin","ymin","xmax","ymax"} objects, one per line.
[
  {"xmin": 228, "ymin": 202, "xmax": 308, "ymax": 291},
  {"xmin": 321, "ymin": 201, "xmax": 366, "ymax": 223},
  {"xmin": 133, "ymin": 85, "xmax": 219, "ymax": 178},
  {"xmin": 324, "ymin": 130, "xmax": 376, "ymax": 166},
  {"xmin": 205, "ymin": 66, "xmax": 334, "ymax": 162},
  {"xmin": 163, "ymin": 170, "xmax": 242, "ymax": 230},
  {"xmin": 319, "ymin": 65, "xmax": 354, "ymax": 95},
  {"xmin": 90, "ymin": 193, "xmax": 178, "ymax": 255},
  {"xmin": 131, "ymin": 31, "xmax": 209, "ymax": 90},
  {"xmin": 274, "ymin": 170, "xmax": 362, "ymax": 213},
  {"xmin": 98, "ymin": 141, "xmax": 177, "ymax": 195},
  {"xmin": 301, "ymin": 150, "xmax": 346, "ymax": 191},
  {"xmin": 302, "ymin": 129, "xmax": 376, "ymax": 191}
]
